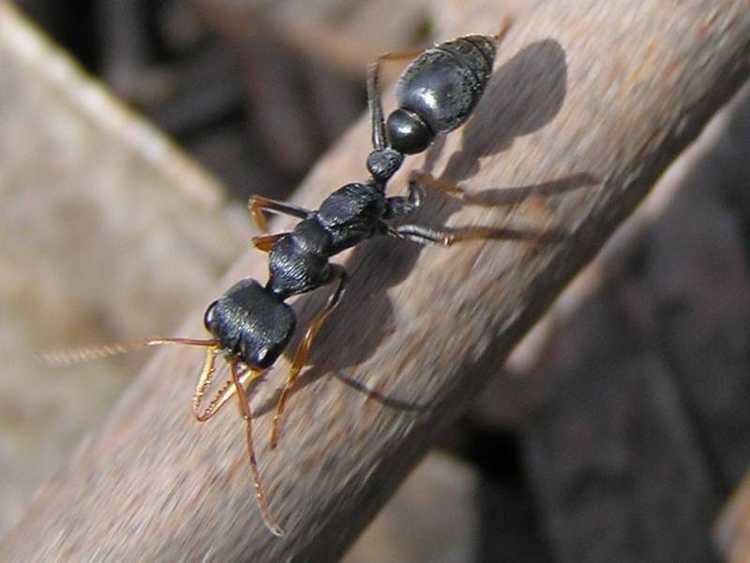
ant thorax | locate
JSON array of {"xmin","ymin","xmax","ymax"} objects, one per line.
[{"xmin": 316, "ymin": 182, "xmax": 388, "ymax": 253}]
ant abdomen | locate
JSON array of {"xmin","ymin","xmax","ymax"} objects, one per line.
[{"xmin": 387, "ymin": 35, "xmax": 497, "ymax": 154}]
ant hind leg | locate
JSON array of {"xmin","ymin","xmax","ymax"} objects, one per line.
[{"xmin": 270, "ymin": 265, "xmax": 348, "ymax": 449}]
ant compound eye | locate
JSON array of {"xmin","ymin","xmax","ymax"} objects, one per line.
[
  {"xmin": 203, "ymin": 300, "xmax": 218, "ymax": 331},
  {"xmin": 255, "ymin": 347, "xmax": 269, "ymax": 365},
  {"xmin": 252, "ymin": 345, "xmax": 281, "ymax": 370}
]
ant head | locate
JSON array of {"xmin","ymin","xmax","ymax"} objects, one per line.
[{"xmin": 204, "ymin": 279, "xmax": 296, "ymax": 370}]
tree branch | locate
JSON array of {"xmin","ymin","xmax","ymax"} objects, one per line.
[{"xmin": 2, "ymin": 1, "xmax": 749, "ymax": 561}]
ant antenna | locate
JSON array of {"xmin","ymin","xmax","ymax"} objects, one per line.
[
  {"xmin": 41, "ymin": 336, "xmax": 284, "ymax": 534},
  {"xmin": 40, "ymin": 337, "xmax": 243, "ymax": 422},
  {"xmin": 41, "ymin": 336, "xmax": 244, "ymax": 422},
  {"xmin": 40, "ymin": 337, "xmax": 219, "ymax": 366}
]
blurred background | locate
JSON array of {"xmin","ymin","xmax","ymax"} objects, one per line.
[{"xmin": 1, "ymin": 1, "xmax": 750, "ymax": 561}]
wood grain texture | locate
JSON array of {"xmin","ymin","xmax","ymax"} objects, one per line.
[{"xmin": 2, "ymin": 1, "xmax": 749, "ymax": 561}]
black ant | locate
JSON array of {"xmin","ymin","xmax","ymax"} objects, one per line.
[{"xmin": 49, "ymin": 19, "xmax": 529, "ymax": 536}]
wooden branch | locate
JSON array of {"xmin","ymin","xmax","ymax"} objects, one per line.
[{"xmin": 3, "ymin": 1, "xmax": 749, "ymax": 561}]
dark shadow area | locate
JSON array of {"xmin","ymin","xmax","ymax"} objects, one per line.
[
  {"xmin": 475, "ymin": 472, "xmax": 553, "ymax": 563},
  {"xmin": 433, "ymin": 40, "xmax": 569, "ymax": 182},
  {"xmin": 455, "ymin": 172, "xmax": 598, "ymax": 207},
  {"xmin": 330, "ymin": 370, "xmax": 428, "ymax": 413},
  {"xmin": 436, "ymin": 416, "xmax": 552, "ymax": 561},
  {"xmin": 471, "ymin": 428, "xmax": 552, "ymax": 563}
]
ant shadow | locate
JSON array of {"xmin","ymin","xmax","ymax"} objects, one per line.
[{"xmin": 264, "ymin": 39, "xmax": 596, "ymax": 417}]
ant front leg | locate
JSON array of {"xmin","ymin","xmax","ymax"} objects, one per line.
[
  {"xmin": 248, "ymin": 194, "xmax": 311, "ymax": 233},
  {"xmin": 270, "ymin": 264, "xmax": 348, "ymax": 449}
]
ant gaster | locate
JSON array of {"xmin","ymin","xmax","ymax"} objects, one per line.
[{"xmin": 49, "ymin": 19, "xmax": 518, "ymax": 537}]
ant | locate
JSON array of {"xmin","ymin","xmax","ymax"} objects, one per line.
[{"xmin": 49, "ymin": 19, "xmax": 527, "ymax": 536}]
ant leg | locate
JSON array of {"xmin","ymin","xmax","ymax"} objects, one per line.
[
  {"xmin": 270, "ymin": 265, "xmax": 348, "ymax": 449},
  {"xmin": 248, "ymin": 194, "xmax": 311, "ymax": 233},
  {"xmin": 384, "ymin": 169, "xmax": 512, "ymax": 221},
  {"xmin": 383, "ymin": 178, "xmax": 424, "ymax": 219},
  {"xmin": 408, "ymin": 170, "xmax": 556, "ymax": 209},
  {"xmin": 229, "ymin": 360, "xmax": 285, "ymax": 537},
  {"xmin": 494, "ymin": 15, "xmax": 514, "ymax": 43},
  {"xmin": 409, "ymin": 170, "xmax": 471, "ymax": 202},
  {"xmin": 408, "ymin": 171, "xmax": 593, "ymax": 223},
  {"xmin": 251, "ymin": 232, "xmax": 289, "ymax": 253},
  {"xmin": 367, "ymin": 47, "xmax": 424, "ymax": 150},
  {"xmin": 388, "ymin": 223, "xmax": 562, "ymax": 246}
]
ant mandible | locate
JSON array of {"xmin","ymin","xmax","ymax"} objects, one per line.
[{"xmin": 50, "ymin": 18, "xmax": 519, "ymax": 536}]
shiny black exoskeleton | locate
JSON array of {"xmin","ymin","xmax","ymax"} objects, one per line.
[{"xmin": 207, "ymin": 29, "xmax": 507, "ymax": 374}]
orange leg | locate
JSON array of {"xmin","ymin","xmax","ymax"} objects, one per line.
[
  {"xmin": 409, "ymin": 170, "xmax": 470, "ymax": 201},
  {"xmin": 404, "ymin": 171, "xmax": 568, "ymax": 244},
  {"xmin": 494, "ymin": 15, "xmax": 514, "ymax": 42},
  {"xmin": 248, "ymin": 194, "xmax": 310, "ymax": 233},
  {"xmin": 377, "ymin": 47, "xmax": 424, "ymax": 64},
  {"xmin": 270, "ymin": 265, "xmax": 348, "ymax": 449},
  {"xmin": 409, "ymin": 170, "xmax": 567, "ymax": 220},
  {"xmin": 251, "ymin": 232, "xmax": 288, "ymax": 253},
  {"xmin": 229, "ymin": 360, "xmax": 285, "ymax": 537}
]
